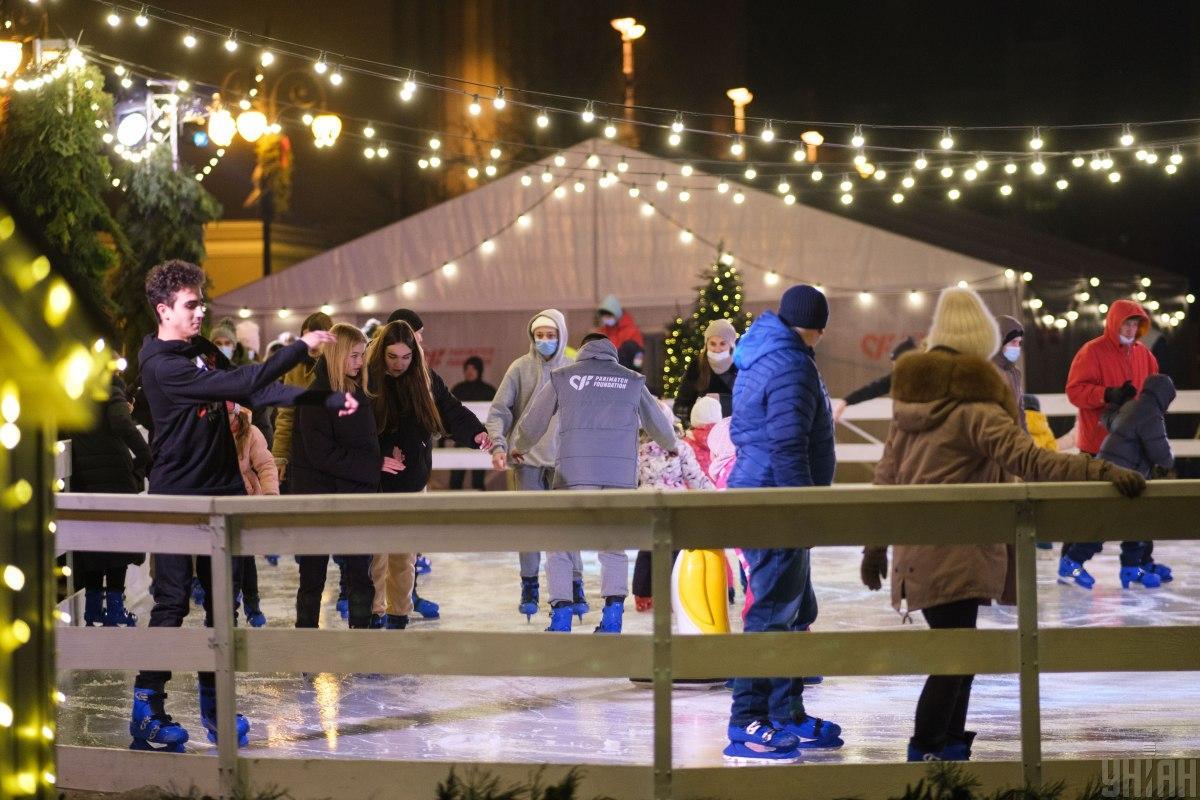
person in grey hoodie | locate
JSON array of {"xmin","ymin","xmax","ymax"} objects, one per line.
[
  {"xmin": 512, "ymin": 333, "xmax": 677, "ymax": 634},
  {"xmin": 487, "ymin": 309, "xmax": 587, "ymax": 622}
]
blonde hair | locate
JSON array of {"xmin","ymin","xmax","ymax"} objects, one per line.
[{"xmin": 323, "ymin": 323, "xmax": 368, "ymax": 394}]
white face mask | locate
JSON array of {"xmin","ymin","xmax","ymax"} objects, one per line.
[
  {"xmin": 218, "ymin": 344, "xmax": 235, "ymax": 360},
  {"xmin": 707, "ymin": 350, "xmax": 732, "ymax": 367},
  {"xmin": 1003, "ymin": 345, "xmax": 1021, "ymax": 363},
  {"xmin": 1118, "ymin": 335, "xmax": 1135, "ymax": 346},
  {"xmin": 601, "ymin": 316, "xmax": 617, "ymax": 327}
]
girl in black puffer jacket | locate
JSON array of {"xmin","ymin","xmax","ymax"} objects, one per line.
[
  {"xmin": 363, "ymin": 321, "xmax": 490, "ymax": 627},
  {"xmin": 291, "ymin": 324, "xmax": 388, "ymax": 629},
  {"xmin": 68, "ymin": 376, "xmax": 152, "ymax": 627}
]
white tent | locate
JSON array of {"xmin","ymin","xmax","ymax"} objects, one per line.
[{"xmin": 214, "ymin": 139, "xmax": 1018, "ymax": 394}]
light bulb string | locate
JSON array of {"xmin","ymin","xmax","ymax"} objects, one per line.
[
  {"xmin": 208, "ymin": 161, "xmax": 584, "ymax": 317},
  {"xmin": 87, "ymin": 0, "xmax": 1200, "ymax": 154}
]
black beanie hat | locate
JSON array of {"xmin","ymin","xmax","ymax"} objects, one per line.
[
  {"xmin": 778, "ymin": 285, "xmax": 829, "ymax": 329},
  {"xmin": 387, "ymin": 308, "xmax": 423, "ymax": 332},
  {"xmin": 464, "ymin": 355, "xmax": 484, "ymax": 376}
]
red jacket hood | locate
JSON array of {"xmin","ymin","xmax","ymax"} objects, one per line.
[
  {"xmin": 601, "ymin": 310, "xmax": 645, "ymax": 348},
  {"xmin": 1104, "ymin": 299, "xmax": 1150, "ymax": 346}
]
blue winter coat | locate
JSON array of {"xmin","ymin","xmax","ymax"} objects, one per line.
[{"xmin": 728, "ymin": 312, "xmax": 836, "ymax": 488}]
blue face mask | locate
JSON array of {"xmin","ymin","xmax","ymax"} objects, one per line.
[
  {"xmin": 1003, "ymin": 345, "xmax": 1021, "ymax": 363},
  {"xmin": 218, "ymin": 344, "xmax": 235, "ymax": 360},
  {"xmin": 535, "ymin": 339, "xmax": 558, "ymax": 358}
]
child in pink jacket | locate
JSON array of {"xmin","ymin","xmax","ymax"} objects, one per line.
[{"xmin": 229, "ymin": 403, "xmax": 277, "ymax": 626}]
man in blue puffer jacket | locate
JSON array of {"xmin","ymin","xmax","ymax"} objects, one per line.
[{"xmin": 724, "ymin": 284, "xmax": 842, "ymax": 764}]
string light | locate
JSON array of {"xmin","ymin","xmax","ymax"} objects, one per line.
[
  {"xmin": 442, "ymin": 261, "xmax": 457, "ymax": 278},
  {"xmin": 182, "ymin": 29, "xmax": 197, "ymax": 48},
  {"xmin": 840, "ymin": 192, "xmax": 853, "ymax": 205},
  {"xmin": 223, "ymin": 30, "xmax": 239, "ymax": 52},
  {"xmin": 627, "ymin": 185, "xmax": 640, "ymax": 198},
  {"xmin": 1028, "ymin": 128, "xmax": 1043, "ymax": 150},
  {"xmin": 134, "ymin": 6, "xmax": 150, "ymax": 27},
  {"xmin": 792, "ymin": 146, "xmax": 806, "ymax": 162},
  {"xmin": 892, "ymin": 192, "xmax": 905, "ymax": 204},
  {"xmin": 617, "ymin": 157, "xmax": 629, "ymax": 173},
  {"xmin": 656, "ymin": 174, "xmax": 668, "ymax": 192},
  {"xmin": 1119, "ymin": 124, "xmax": 1135, "ymax": 147},
  {"xmin": 259, "ymin": 49, "xmax": 275, "ymax": 67},
  {"xmin": 947, "ymin": 188, "xmax": 962, "ymax": 200},
  {"xmin": 493, "ymin": 88, "xmax": 507, "ymax": 110},
  {"xmin": 850, "ymin": 125, "xmax": 865, "ymax": 148},
  {"xmin": 744, "ymin": 165, "xmax": 757, "ymax": 180},
  {"xmin": 581, "ymin": 101, "xmax": 595, "ymax": 123},
  {"xmin": 106, "ymin": 5, "xmax": 121, "ymax": 27},
  {"xmin": 536, "ymin": 109, "xmax": 549, "ymax": 128},
  {"xmin": 603, "ymin": 119, "xmax": 617, "ymax": 138},
  {"xmin": 760, "ymin": 120, "xmax": 775, "ymax": 142},
  {"xmin": 680, "ymin": 163, "xmax": 694, "ymax": 177},
  {"xmin": 679, "ymin": 229, "xmax": 694, "ymax": 244},
  {"xmin": 939, "ymin": 128, "xmax": 955, "ymax": 150},
  {"xmin": 1072, "ymin": 156, "xmax": 1085, "ymax": 167},
  {"xmin": 468, "ymin": 94, "xmax": 482, "ymax": 116},
  {"xmin": 1030, "ymin": 158, "xmax": 1046, "ymax": 176},
  {"xmin": 1108, "ymin": 171, "xmax": 1121, "ymax": 183},
  {"xmin": 733, "ymin": 191, "xmax": 746, "ymax": 204},
  {"xmin": 1056, "ymin": 178, "xmax": 1069, "ymax": 190},
  {"xmin": 914, "ymin": 153, "xmax": 928, "ymax": 170},
  {"xmin": 400, "ymin": 71, "xmax": 417, "ymax": 101},
  {"xmin": 940, "ymin": 165, "xmax": 954, "ymax": 179},
  {"xmin": 975, "ymin": 156, "xmax": 989, "ymax": 171},
  {"xmin": 810, "ymin": 168, "xmax": 823, "ymax": 182},
  {"xmin": 901, "ymin": 174, "xmax": 915, "ymax": 189},
  {"xmin": 1004, "ymin": 161, "xmax": 1018, "ymax": 175},
  {"xmin": 730, "ymin": 137, "xmax": 744, "ymax": 157},
  {"xmin": 716, "ymin": 178, "xmax": 729, "ymax": 194}
]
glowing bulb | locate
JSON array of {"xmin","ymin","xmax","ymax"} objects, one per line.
[
  {"xmin": 964, "ymin": 169, "xmax": 978, "ymax": 181},
  {"xmin": 1119, "ymin": 125, "xmax": 1134, "ymax": 147},
  {"xmin": 733, "ymin": 192, "xmax": 745, "ymax": 204},
  {"xmin": 839, "ymin": 178, "xmax": 853, "ymax": 192},
  {"xmin": 810, "ymin": 169, "xmax": 823, "ymax": 182},
  {"xmin": 329, "ymin": 68, "xmax": 343, "ymax": 86},
  {"xmin": 840, "ymin": 193, "xmax": 853, "ymax": 205},
  {"xmin": 668, "ymin": 131, "xmax": 682, "ymax": 147},
  {"xmin": 681, "ymin": 164, "xmax": 694, "ymax": 177},
  {"xmin": 1022, "ymin": 272, "xmax": 1033, "ymax": 282},
  {"xmin": 484, "ymin": 164, "xmax": 497, "ymax": 177},
  {"xmin": 858, "ymin": 291, "xmax": 873, "ymax": 305},
  {"xmin": 468, "ymin": 94, "xmax": 481, "ymax": 116},
  {"xmin": 442, "ymin": 262, "xmax": 457, "ymax": 278},
  {"xmin": 641, "ymin": 202, "xmax": 654, "ymax": 217},
  {"xmin": 902, "ymin": 175, "xmax": 915, "ymax": 189},
  {"xmin": 947, "ymin": 188, "xmax": 961, "ymax": 200},
  {"xmin": 730, "ymin": 137, "xmax": 744, "ymax": 156},
  {"xmin": 106, "ymin": 6, "xmax": 121, "ymax": 27},
  {"xmin": 223, "ymin": 31, "xmax": 238, "ymax": 52},
  {"xmin": 554, "ymin": 186, "xmax": 567, "ymax": 199},
  {"xmin": 1170, "ymin": 150, "xmax": 1184, "ymax": 165},
  {"xmin": 744, "ymin": 165, "xmax": 757, "ymax": 180},
  {"xmin": 1145, "ymin": 151, "xmax": 1158, "ymax": 165},
  {"xmin": 777, "ymin": 179, "xmax": 791, "ymax": 194},
  {"xmin": 521, "ymin": 173, "xmax": 533, "ymax": 187},
  {"xmin": 1140, "ymin": 277, "xmax": 1152, "ymax": 288},
  {"xmin": 1056, "ymin": 178, "xmax": 1069, "ymax": 190},
  {"xmin": 490, "ymin": 145, "xmax": 502, "ymax": 160},
  {"xmin": 1071, "ymin": 156, "xmax": 1085, "ymax": 168},
  {"xmin": 679, "ymin": 190, "xmax": 691, "ymax": 202},
  {"xmin": 183, "ymin": 30, "xmax": 197, "ymax": 48},
  {"xmin": 1031, "ymin": 159, "xmax": 1046, "ymax": 176},
  {"xmin": 572, "ymin": 179, "xmax": 584, "ymax": 192},
  {"xmin": 466, "ymin": 166, "xmax": 479, "ymax": 179},
  {"xmin": 603, "ymin": 120, "xmax": 617, "ymax": 138},
  {"xmin": 1165, "ymin": 163, "xmax": 1178, "ymax": 175},
  {"xmin": 908, "ymin": 290, "xmax": 923, "ymax": 305},
  {"xmin": 581, "ymin": 102, "xmax": 595, "ymax": 123},
  {"xmin": 760, "ymin": 120, "xmax": 775, "ymax": 142},
  {"xmin": 792, "ymin": 146, "xmax": 806, "ymax": 162},
  {"xmin": 554, "ymin": 154, "xmax": 566, "ymax": 167},
  {"xmin": 402, "ymin": 281, "xmax": 416, "ymax": 298},
  {"xmin": 1041, "ymin": 314, "xmax": 1056, "ymax": 326},
  {"xmin": 656, "ymin": 175, "xmax": 668, "ymax": 192},
  {"xmin": 536, "ymin": 109, "xmax": 549, "ymax": 128},
  {"xmin": 1029, "ymin": 128, "xmax": 1043, "ymax": 150},
  {"xmin": 939, "ymin": 129, "xmax": 955, "ymax": 150},
  {"xmin": 1187, "ymin": 294, "xmax": 1196, "ymax": 304},
  {"xmin": 940, "ymin": 166, "xmax": 954, "ymax": 179},
  {"xmin": 892, "ymin": 192, "xmax": 905, "ymax": 204},
  {"xmin": 850, "ymin": 126, "xmax": 865, "ymax": 148},
  {"xmin": 260, "ymin": 50, "xmax": 274, "ymax": 67},
  {"xmin": 975, "ymin": 157, "xmax": 989, "ymax": 171},
  {"xmin": 1066, "ymin": 309, "xmax": 1080, "ymax": 321},
  {"xmin": 914, "ymin": 153, "xmax": 928, "ymax": 170},
  {"xmin": 1029, "ymin": 298, "xmax": 1044, "ymax": 310},
  {"xmin": 679, "ymin": 229, "xmax": 694, "ymax": 244},
  {"xmin": 492, "ymin": 88, "xmax": 506, "ymax": 110},
  {"xmin": 319, "ymin": 303, "xmax": 335, "ymax": 315},
  {"xmin": 1004, "ymin": 161, "xmax": 1018, "ymax": 175},
  {"xmin": 1108, "ymin": 171, "xmax": 1121, "ymax": 183},
  {"xmin": 238, "ymin": 307, "xmax": 251, "ymax": 319},
  {"xmin": 957, "ymin": 280, "xmax": 969, "ymax": 289},
  {"xmin": 617, "ymin": 157, "xmax": 628, "ymax": 173},
  {"xmin": 541, "ymin": 169, "xmax": 553, "ymax": 184},
  {"xmin": 764, "ymin": 271, "xmax": 781, "ymax": 286},
  {"xmin": 516, "ymin": 213, "xmax": 531, "ymax": 228},
  {"xmin": 3, "ymin": 564, "xmax": 24, "ymax": 590}
]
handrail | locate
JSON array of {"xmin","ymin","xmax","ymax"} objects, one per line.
[{"xmin": 53, "ymin": 482, "xmax": 1200, "ymax": 800}]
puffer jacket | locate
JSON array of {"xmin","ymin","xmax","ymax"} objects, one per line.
[
  {"xmin": 234, "ymin": 408, "xmax": 280, "ymax": 496},
  {"xmin": 290, "ymin": 360, "xmax": 380, "ymax": 495},
  {"xmin": 874, "ymin": 347, "xmax": 1117, "ymax": 612},
  {"xmin": 637, "ymin": 438, "xmax": 714, "ymax": 490},
  {"xmin": 1097, "ymin": 374, "xmax": 1175, "ymax": 477},
  {"xmin": 1066, "ymin": 299, "xmax": 1158, "ymax": 454},
  {"xmin": 728, "ymin": 312, "xmax": 835, "ymax": 488}
]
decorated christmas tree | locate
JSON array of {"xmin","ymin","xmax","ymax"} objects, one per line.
[{"xmin": 662, "ymin": 248, "xmax": 754, "ymax": 398}]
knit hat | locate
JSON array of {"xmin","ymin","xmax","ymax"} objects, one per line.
[
  {"xmin": 530, "ymin": 315, "xmax": 557, "ymax": 333},
  {"xmin": 210, "ymin": 317, "xmax": 237, "ymax": 343},
  {"xmin": 778, "ymin": 285, "xmax": 829, "ymax": 330},
  {"xmin": 387, "ymin": 308, "xmax": 424, "ymax": 332},
  {"xmin": 996, "ymin": 315, "xmax": 1024, "ymax": 346},
  {"xmin": 690, "ymin": 395, "xmax": 723, "ymax": 427},
  {"xmin": 597, "ymin": 294, "xmax": 622, "ymax": 318},
  {"xmin": 704, "ymin": 318, "xmax": 739, "ymax": 344},
  {"xmin": 235, "ymin": 320, "xmax": 260, "ymax": 355},
  {"xmin": 463, "ymin": 355, "xmax": 484, "ymax": 376},
  {"xmin": 926, "ymin": 287, "xmax": 1001, "ymax": 360}
]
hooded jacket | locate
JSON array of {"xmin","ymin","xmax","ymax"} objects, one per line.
[
  {"xmin": 68, "ymin": 377, "xmax": 150, "ymax": 494},
  {"xmin": 486, "ymin": 309, "xmax": 572, "ymax": 468},
  {"xmin": 138, "ymin": 335, "xmax": 332, "ymax": 495},
  {"xmin": 874, "ymin": 348, "xmax": 1116, "ymax": 612},
  {"xmin": 512, "ymin": 338, "xmax": 676, "ymax": 488},
  {"xmin": 991, "ymin": 315, "xmax": 1026, "ymax": 432},
  {"xmin": 597, "ymin": 294, "xmax": 646, "ymax": 351},
  {"xmin": 1066, "ymin": 299, "xmax": 1158, "ymax": 454},
  {"xmin": 290, "ymin": 359, "xmax": 380, "ymax": 495},
  {"xmin": 373, "ymin": 369, "xmax": 485, "ymax": 493},
  {"xmin": 1097, "ymin": 374, "xmax": 1176, "ymax": 477},
  {"xmin": 728, "ymin": 312, "xmax": 835, "ymax": 489}
]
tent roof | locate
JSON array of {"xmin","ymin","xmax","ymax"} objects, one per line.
[{"xmin": 215, "ymin": 139, "xmax": 1046, "ymax": 318}]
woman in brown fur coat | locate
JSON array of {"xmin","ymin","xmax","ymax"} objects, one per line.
[{"xmin": 860, "ymin": 287, "xmax": 1145, "ymax": 763}]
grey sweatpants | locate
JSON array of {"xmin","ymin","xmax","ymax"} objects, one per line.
[
  {"xmin": 547, "ymin": 484, "xmax": 628, "ymax": 604},
  {"xmin": 511, "ymin": 465, "xmax": 582, "ymax": 581}
]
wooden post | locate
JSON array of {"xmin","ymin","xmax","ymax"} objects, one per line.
[
  {"xmin": 208, "ymin": 514, "xmax": 239, "ymax": 799},
  {"xmin": 1014, "ymin": 501, "xmax": 1043, "ymax": 789},
  {"xmin": 650, "ymin": 508, "xmax": 673, "ymax": 800}
]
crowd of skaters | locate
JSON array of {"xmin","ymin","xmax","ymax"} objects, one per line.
[{"xmin": 71, "ymin": 257, "xmax": 1177, "ymax": 764}]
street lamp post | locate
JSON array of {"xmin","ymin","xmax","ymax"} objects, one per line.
[{"xmin": 610, "ymin": 17, "xmax": 645, "ymax": 146}]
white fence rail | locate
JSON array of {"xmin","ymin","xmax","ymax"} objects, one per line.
[{"xmin": 52, "ymin": 482, "xmax": 1200, "ymax": 800}]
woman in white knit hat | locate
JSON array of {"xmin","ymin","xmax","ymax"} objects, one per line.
[
  {"xmin": 861, "ymin": 286, "xmax": 1146, "ymax": 763},
  {"xmin": 673, "ymin": 318, "xmax": 740, "ymax": 424}
]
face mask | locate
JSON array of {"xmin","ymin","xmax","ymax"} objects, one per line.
[
  {"xmin": 535, "ymin": 339, "xmax": 558, "ymax": 358},
  {"xmin": 1119, "ymin": 335, "xmax": 1135, "ymax": 346},
  {"xmin": 601, "ymin": 316, "xmax": 617, "ymax": 327},
  {"xmin": 707, "ymin": 350, "xmax": 732, "ymax": 367},
  {"xmin": 1003, "ymin": 345, "xmax": 1021, "ymax": 363},
  {"xmin": 218, "ymin": 345, "xmax": 235, "ymax": 360}
]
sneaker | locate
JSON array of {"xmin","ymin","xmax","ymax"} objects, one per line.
[
  {"xmin": 723, "ymin": 721, "xmax": 801, "ymax": 764},
  {"xmin": 1058, "ymin": 556, "xmax": 1095, "ymax": 589}
]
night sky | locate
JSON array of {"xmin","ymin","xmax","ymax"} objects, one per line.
[{"xmin": 44, "ymin": 0, "xmax": 1200, "ymax": 289}]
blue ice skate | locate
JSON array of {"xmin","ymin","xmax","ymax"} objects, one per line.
[
  {"xmin": 1120, "ymin": 565, "xmax": 1161, "ymax": 589},
  {"xmin": 594, "ymin": 601, "xmax": 624, "ymax": 634},
  {"xmin": 84, "ymin": 589, "xmax": 104, "ymax": 627},
  {"xmin": 936, "ymin": 730, "xmax": 976, "ymax": 761},
  {"xmin": 723, "ymin": 721, "xmax": 801, "ymax": 763},
  {"xmin": 412, "ymin": 590, "xmax": 440, "ymax": 619},
  {"xmin": 1144, "ymin": 561, "xmax": 1173, "ymax": 582},
  {"xmin": 369, "ymin": 613, "xmax": 387, "ymax": 629},
  {"xmin": 908, "ymin": 743, "xmax": 944, "ymax": 762},
  {"xmin": 199, "ymin": 685, "xmax": 250, "ymax": 747},
  {"xmin": 415, "ymin": 555, "xmax": 432, "ymax": 575},
  {"xmin": 518, "ymin": 577, "xmax": 539, "ymax": 621},
  {"xmin": 265, "ymin": 555, "xmax": 280, "ymax": 566},
  {"xmin": 102, "ymin": 591, "xmax": 137, "ymax": 627},
  {"xmin": 545, "ymin": 603, "xmax": 573, "ymax": 632},
  {"xmin": 336, "ymin": 598, "xmax": 349, "ymax": 620},
  {"xmin": 129, "ymin": 689, "xmax": 189, "ymax": 753},
  {"xmin": 1057, "ymin": 556, "xmax": 1095, "ymax": 589},
  {"xmin": 384, "ymin": 614, "xmax": 408, "ymax": 629},
  {"xmin": 571, "ymin": 578, "xmax": 590, "ymax": 621},
  {"xmin": 770, "ymin": 714, "xmax": 843, "ymax": 748},
  {"xmin": 191, "ymin": 577, "xmax": 205, "ymax": 606}
]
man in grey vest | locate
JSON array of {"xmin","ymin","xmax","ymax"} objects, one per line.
[{"xmin": 512, "ymin": 333, "xmax": 677, "ymax": 634}]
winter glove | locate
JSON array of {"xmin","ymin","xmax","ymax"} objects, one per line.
[
  {"xmin": 1102, "ymin": 463, "xmax": 1147, "ymax": 498},
  {"xmin": 1103, "ymin": 381, "xmax": 1136, "ymax": 406},
  {"xmin": 860, "ymin": 546, "xmax": 889, "ymax": 591}
]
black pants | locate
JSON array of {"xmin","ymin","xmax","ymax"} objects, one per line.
[
  {"xmin": 1062, "ymin": 540, "xmax": 1153, "ymax": 568},
  {"xmin": 913, "ymin": 598, "xmax": 980, "ymax": 752},
  {"xmin": 296, "ymin": 554, "xmax": 374, "ymax": 629},
  {"xmin": 82, "ymin": 566, "xmax": 127, "ymax": 592},
  {"xmin": 241, "ymin": 556, "xmax": 260, "ymax": 606},
  {"xmin": 449, "ymin": 469, "xmax": 486, "ymax": 490},
  {"xmin": 134, "ymin": 554, "xmax": 244, "ymax": 693}
]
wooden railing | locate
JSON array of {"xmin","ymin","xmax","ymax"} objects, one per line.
[{"xmin": 52, "ymin": 482, "xmax": 1200, "ymax": 800}]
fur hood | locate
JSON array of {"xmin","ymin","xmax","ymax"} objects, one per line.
[{"xmin": 891, "ymin": 347, "xmax": 1017, "ymax": 433}]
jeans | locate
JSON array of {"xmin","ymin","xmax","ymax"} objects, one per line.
[
  {"xmin": 1063, "ymin": 540, "xmax": 1153, "ymax": 568},
  {"xmin": 134, "ymin": 554, "xmax": 244, "ymax": 693},
  {"xmin": 912, "ymin": 598, "xmax": 980, "ymax": 751},
  {"xmin": 729, "ymin": 547, "xmax": 815, "ymax": 726},
  {"xmin": 296, "ymin": 554, "xmax": 374, "ymax": 628}
]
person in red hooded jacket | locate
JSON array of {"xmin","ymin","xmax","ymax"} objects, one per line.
[
  {"xmin": 1059, "ymin": 298, "xmax": 1160, "ymax": 589},
  {"xmin": 596, "ymin": 294, "xmax": 646, "ymax": 371}
]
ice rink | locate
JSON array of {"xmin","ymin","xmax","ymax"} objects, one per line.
[{"xmin": 57, "ymin": 541, "xmax": 1200, "ymax": 766}]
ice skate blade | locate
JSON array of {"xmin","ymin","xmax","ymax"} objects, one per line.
[
  {"xmin": 130, "ymin": 738, "xmax": 186, "ymax": 753},
  {"xmin": 722, "ymin": 742, "xmax": 801, "ymax": 764},
  {"xmin": 796, "ymin": 736, "xmax": 844, "ymax": 750}
]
